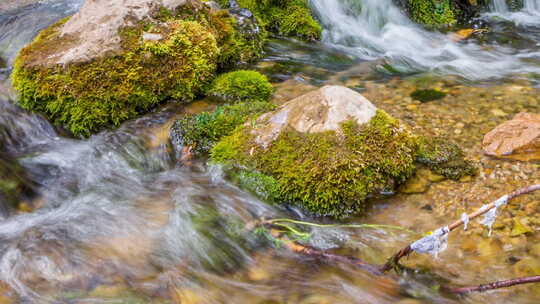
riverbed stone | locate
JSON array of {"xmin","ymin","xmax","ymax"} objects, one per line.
[
  {"xmin": 12, "ymin": 0, "xmax": 265, "ymax": 137},
  {"xmin": 482, "ymin": 112, "xmax": 540, "ymax": 161}
]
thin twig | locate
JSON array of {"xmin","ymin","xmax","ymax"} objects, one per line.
[
  {"xmin": 381, "ymin": 184, "xmax": 540, "ymax": 272},
  {"xmin": 450, "ymin": 275, "xmax": 540, "ymax": 294}
]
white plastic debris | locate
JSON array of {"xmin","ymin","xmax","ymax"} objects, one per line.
[
  {"xmin": 480, "ymin": 195, "xmax": 509, "ymax": 237},
  {"xmin": 410, "ymin": 226, "xmax": 449, "ymax": 258},
  {"xmin": 461, "ymin": 213, "xmax": 469, "ymax": 231},
  {"xmin": 480, "ymin": 207, "xmax": 497, "ymax": 236},
  {"xmin": 494, "ymin": 195, "xmax": 509, "ymax": 208}
]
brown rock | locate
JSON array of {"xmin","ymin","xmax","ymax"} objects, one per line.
[{"xmin": 482, "ymin": 112, "xmax": 540, "ymax": 161}]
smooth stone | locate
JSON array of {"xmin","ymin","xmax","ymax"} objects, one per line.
[
  {"xmin": 482, "ymin": 112, "xmax": 540, "ymax": 161},
  {"xmin": 252, "ymin": 85, "xmax": 377, "ymax": 148}
]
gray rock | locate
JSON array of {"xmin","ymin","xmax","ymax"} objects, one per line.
[{"xmin": 251, "ymin": 85, "xmax": 378, "ymax": 148}]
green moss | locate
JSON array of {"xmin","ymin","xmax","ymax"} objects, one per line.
[
  {"xmin": 230, "ymin": 169, "xmax": 281, "ymax": 202},
  {"xmin": 410, "ymin": 89, "xmax": 447, "ymax": 102},
  {"xmin": 208, "ymin": 70, "xmax": 273, "ymax": 102},
  {"xmin": 416, "ymin": 137, "xmax": 477, "ymax": 180},
  {"xmin": 13, "ymin": 19, "xmax": 219, "ymax": 137},
  {"xmin": 211, "ymin": 110, "xmax": 418, "ymax": 218},
  {"xmin": 170, "ymin": 4, "xmax": 266, "ymax": 69},
  {"xmin": 407, "ymin": 0, "xmax": 458, "ymax": 28},
  {"xmin": 171, "ymin": 101, "xmax": 275, "ymax": 155},
  {"xmin": 218, "ymin": 0, "xmax": 322, "ymax": 41},
  {"xmin": 12, "ymin": 3, "xmax": 266, "ymax": 137}
]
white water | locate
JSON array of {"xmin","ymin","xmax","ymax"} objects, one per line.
[
  {"xmin": 310, "ymin": 0, "xmax": 540, "ymax": 80},
  {"xmin": 485, "ymin": 0, "xmax": 540, "ymax": 25},
  {"xmin": 490, "ymin": 0, "xmax": 509, "ymax": 13}
]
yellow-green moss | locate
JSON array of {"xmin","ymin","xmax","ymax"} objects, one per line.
[
  {"xmin": 166, "ymin": 3, "xmax": 266, "ymax": 69},
  {"xmin": 211, "ymin": 110, "xmax": 418, "ymax": 218},
  {"xmin": 408, "ymin": 0, "xmax": 458, "ymax": 28},
  {"xmin": 12, "ymin": 3, "xmax": 266, "ymax": 137},
  {"xmin": 208, "ymin": 70, "xmax": 273, "ymax": 102},
  {"xmin": 13, "ymin": 19, "xmax": 219, "ymax": 137},
  {"xmin": 217, "ymin": 0, "xmax": 322, "ymax": 41}
]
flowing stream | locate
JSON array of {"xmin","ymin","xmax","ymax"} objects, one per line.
[
  {"xmin": 0, "ymin": 0, "xmax": 540, "ymax": 303},
  {"xmin": 310, "ymin": 0, "xmax": 540, "ymax": 80}
]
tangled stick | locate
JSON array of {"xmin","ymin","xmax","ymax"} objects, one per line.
[
  {"xmin": 259, "ymin": 184, "xmax": 540, "ymax": 295},
  {"xmin": 381, "ymin": 184, "xmax": 540, "ymax": 272}
]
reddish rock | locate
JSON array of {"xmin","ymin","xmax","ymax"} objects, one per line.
[{"xmin": 482, "ymin": 112, "xmax": 540, "ymax": 161}]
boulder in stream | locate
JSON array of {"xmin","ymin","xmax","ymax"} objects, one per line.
[
  {"xmin": 482, "ymin": 112, "xmax": 540, "ymax": 161},
  {"xmin": 210, "ymin": 85, "xmax": 419, "ymax": 218},
  {"xmin": 12, "ymin": 0, "xmax": 265, "ymax": 137}
]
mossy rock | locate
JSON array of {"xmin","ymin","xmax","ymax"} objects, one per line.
[
  {"xmin": 416, "ymin": 137, "xmax": 477, "ymax": 180},
  {"xmin": 217, "ymin": 0, "xmax": 322, "ymax": 41},
  {"xmin": 211, "ymin": 110, "xmax": 419, "ymax": 218},
  {"xmin": 208, "ymin": 70, "xmax": 273, "ymax": 102},
  {"xmin": 170, "ymin": 100, "xmax": 275, "ymax": 155},
  {"xmin": 12, "ymin": 1, "xmax": 265, "ymax": 137},
  {"xmin": 410, "ymin": 89, "xmax": 447, "ymax": 102},
  {"xmin": 406, "ymin": 0, "xmax": 459, "ymax": 28}
]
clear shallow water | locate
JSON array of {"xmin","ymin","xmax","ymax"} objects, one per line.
[{"xmin": 0, "ymin": 0, "xmax": 539, "ymax": 303}]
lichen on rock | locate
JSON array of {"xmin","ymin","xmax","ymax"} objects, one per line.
[{"xmin": 12, "ymin": 0, "xmax": 265, "ymax": 137}]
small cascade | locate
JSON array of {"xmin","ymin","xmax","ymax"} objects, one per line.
[
  {"xmin": 490, "ymin": 0, "xmax": 510, "ymax": 13},
  {"xmin": 309, "ymin": 0, "xmax": 540, "ymax": 80}
]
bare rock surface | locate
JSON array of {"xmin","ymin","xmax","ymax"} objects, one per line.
[
  {"xmin": 252, "ymin": 85, "xmax": 377, "ymax": 148},
  {"xmin": 35, "ymin": 0, "xmax": 188, "ymax": 66},
  {"xmin": 482, "ymin": 112, "xmax": 540, "ymax": 161}
]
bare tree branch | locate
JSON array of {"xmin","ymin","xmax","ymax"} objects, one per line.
[{"xmin": 450, "ymin": 275, "xmax": 540, "ymax": 294}]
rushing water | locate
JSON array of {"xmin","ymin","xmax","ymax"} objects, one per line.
[
  {"xmin": 0, "ymin": 0, "xmax": 540, "ymax": 303},
  {"xmin": 310, "ymin": 0, "xmax": 540, "ymax": 80}
]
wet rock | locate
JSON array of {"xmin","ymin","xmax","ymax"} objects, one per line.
[
  {"xmin": 482, "ymin": 112, "xmax": 540, "ymax": 161},
  {"xmin": 399, "ymin": 168, "xmax": 443, "ymax": 194},
  {"xmin": 251, "ymin": 85, "xmax": 377, "ymax": 148},
  {"xmin": 211, "ymin": 85, "xmax": 419, "ymax": 218}
]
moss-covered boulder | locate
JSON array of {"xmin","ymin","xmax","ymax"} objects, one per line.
[
  {"xmin": 12, "ymin": 0, "xmax": 265, "ymax": 137},
  {"xmin": 210, "ymin": 86, "xmax": 419, "ymax": 217},
  {"xmin": 216, "ymin": 0, "xmax": 322, "ymax": 41},
  {"xmin": 208, "ymin": 85, "xmax": 476, "ymax": 217}
]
